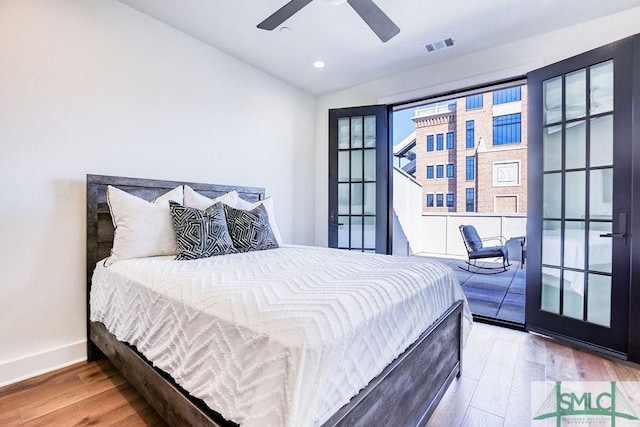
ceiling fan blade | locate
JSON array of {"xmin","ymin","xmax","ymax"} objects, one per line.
[
  {"xmin": 347, "ymin": 0, "xmax": 400, "ymax": 42},
  {"xmin": 257, "ymin": 0, "xmax": 314, "ymax": 30}
]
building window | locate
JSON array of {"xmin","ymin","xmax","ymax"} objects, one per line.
[
  {"xmin": 436, "ymin": 194, "xmax": 444, "ymax": 207},
  {"xmin": 493, "ymin": 113, "xmax": 521, "ymax": 145},
  {"xmin": 446, "ymin": 193, "xmax": 454, "ymax": 208},
  {"xmin": 436, "ymin": 133, "xmax": 444, "ymax": 150},
  {"xmin": 427, "ymin": 135, "xmax": 434, "ymax": 152},
  {"xmin": 466, "ymin": 120, "xmax": 474, "ymax": 148},
  {"xmin": 436, "ymin": 164, "xmax": 444, "ymax": 178},
  {"xmin": 446, "ymin": 132, "xmax": 454, "ymax": 150},
  {"xmin": 446, "ymin": 163, "xmax": 454, "ymax": 178},
  {"xmin": 466, "ymin": 188, "xmax": 475, "ymax": 212},
  {"xmin": 493, "ymin": 86, "xmax": 521, "ymax": 104},
  {"xmin": 466, "ymin": 156, "xmax": 475, "ymax": 180},
  {"xmin": 426, "ymin": 194, "xmax": 434, "ymax": 207},
  {"xmin": 426, "ymin": 165, "xmax": 434, "ymax": 179},
  {"xmin": 466, "ymin": 94, "xmax": 483, "ymax": 110}
]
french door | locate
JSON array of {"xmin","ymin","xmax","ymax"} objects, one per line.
[
  {"xmin": 526, "ymin": 37, "xmax": 634, "ymax": 356},
  {"xmin": 328, "ymin": 105, "xmax": 391, "ymax": 254}
]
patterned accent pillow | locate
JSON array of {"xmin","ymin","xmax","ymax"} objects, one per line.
[
  {"xmin": 169, "ymin": 201, "xmax": 237, "ymax": 260},
  {"xmin": 234, "ymin": 196, "xmax": 283, "ymax": 245},
  {"xmin": 224, "ymin": 204, "xmax": 279, "ymax": 252}
]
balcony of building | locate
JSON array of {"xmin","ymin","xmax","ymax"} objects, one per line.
[
  {"xmin": 393, "ymin": 167, "xmax": 526, "ymax": 325},
  {"xmin": 413, "ymin": 101, "xmax": 457, "ymax": 119}
]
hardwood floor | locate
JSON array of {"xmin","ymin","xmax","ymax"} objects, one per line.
[
  {"xmin": 1, "ymin": 322, "xmax": 639, "ymax": 426},
  {"xmin": 427, "ymin": 322, "xmax": 640, "ymax": 427},
  {"xmin": 0, "ymin": 359, "xmax": 167, "ymax": 426}
]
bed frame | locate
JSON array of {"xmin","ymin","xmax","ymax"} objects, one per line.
[{"xmin": 86, "ymin": 174, "xmax": 464, "ymax": 427}]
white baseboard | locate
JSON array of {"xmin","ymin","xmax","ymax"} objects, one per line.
[{"xmin": 0, "ymin": 340, "xmax": 87, "ymax": 387}]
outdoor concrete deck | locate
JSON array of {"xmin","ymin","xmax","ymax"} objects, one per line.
[{"xmin": 424, "ymin": 257, "xmax": 526, "ymax": 324}]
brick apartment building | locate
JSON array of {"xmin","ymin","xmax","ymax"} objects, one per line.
[{"xmin": 410, "ymin": 85, "xmax": 528, "ymax": 214}]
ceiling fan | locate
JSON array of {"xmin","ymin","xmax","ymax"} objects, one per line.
[{"xmin": 257, "ymin": 0, "xmax": 400, "ymax": 43}]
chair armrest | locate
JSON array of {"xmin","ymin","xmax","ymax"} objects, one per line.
[{"xmin": 481, "ymin": 236, "xmax": 507, "ymax": 246}]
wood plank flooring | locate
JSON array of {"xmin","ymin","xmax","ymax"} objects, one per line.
[
  {"xmin": 1, "ymin": 322, "xmax": 639, "ymax": 426},
  {"xmin": 0, "ymin": 359, "xmax": 166, "ymax": 426},
  {"xmin": 427, "ymin": 322, "xmax": 640, "ymax": 426}
]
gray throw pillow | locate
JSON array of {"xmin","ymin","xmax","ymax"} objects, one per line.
[
  {"xmin": 224, "ymin": 204, "xmax": 279, "ymax": 252},
  {"xmin": 169, "ymin": 201, "xmax": 237, "ymax": 260}
]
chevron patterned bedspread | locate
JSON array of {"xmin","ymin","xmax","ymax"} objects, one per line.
[{"xmin": 90, "ymin": 245, "xmax": 472, "ymax": 427}]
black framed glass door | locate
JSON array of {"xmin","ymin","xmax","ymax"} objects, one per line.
[
  {"xmin": 328, "ymin": 105, "xmax": 390, "ymax": 254},
  {"xmin": 526, "ymin": 37, "xmax": 634, "ymax": 356}
]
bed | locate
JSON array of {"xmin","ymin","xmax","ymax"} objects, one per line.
[{"xmin": 86, "ymin": 174, "xmax": 471, "ymax": 427}]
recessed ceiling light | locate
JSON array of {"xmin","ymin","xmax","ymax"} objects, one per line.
[
  {"xmin": 313, "ymin": 60, "xmax": 326, "ymax": 69},
  {"xmin": 280, "ymin": 26, "xmax": 292, "ymax": 33}
]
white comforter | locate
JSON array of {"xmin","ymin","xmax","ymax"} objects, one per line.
[{"xmin": 90, "ymin": 246, "xmax": 471, "ymax": 427}]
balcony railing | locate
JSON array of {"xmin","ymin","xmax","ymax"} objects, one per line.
[
  {"xmin": 414, "ymin": 102, "xmax": 457, "ymax": 118},
  {"xmin": 392, "ymin": 167, "xmax": 526, "ymax": 259}
]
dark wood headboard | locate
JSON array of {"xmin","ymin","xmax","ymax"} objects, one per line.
[{"xmin": 85, "ymin": 174, "xmax": 264, "ymax": 358}]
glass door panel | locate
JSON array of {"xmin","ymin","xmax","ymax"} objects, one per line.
[
  {"xmin": 543, "ymin": 173, "xmax": 562, "ymax": 217},
  {"xmin": 543, "ymin": 126, "xmax": 562, "ymax": 171},
  {"xmin": 565, "ymin": 69, "xmax": 586, "ymax": 120},
  {"xmin": 590, "ymin": 115, "xmax": 614, "ymax": 167},
  {"xmin": 543, "ymin": 76, "xmax": 562, "ymax": 125},
  {"xmin": 563, "ymin": 271, "xmax": 584, "ymax": 320},
  {"xmin": 564, "ymin": 172, "xmax": 585, "ymax": 219},
  {"xmin": 364, "ymin": 149, "xmax": 376, "ymax": 181},
  {"xmin": 364, "ymin": 115, "xmax": 376, "ymax": 148},
  {"xmin": 541, "ymin": 267, "xmax": 561, "ymax": 313},
  {"xmin": 590, "ymin": 60, "xmax": 614, "ymax": 114},
  {"xmin": 364, "ymin": 183, "xmax": 376, "ymax": 215},
  {"xmin": 351, "ymin": 116, "xmax": 363, "ymax": 148},
  {"xmin": 589, "ymin": 168, "xmax": 613, "ymax": 218},
  {"xmin": 338, "ymin": 118, "xmax": 350, "ymax": 149},
  {"xmin": 542, "ymin": 221, "xmax": 561, "ymax": 266},
  {"xmin": 565, "ymin": 121, "xmax": 586, "ymax": 169},
  {"xmin": 563, "ymin": 221, "xmax": 585, "ymax": 270},
  {"xmin": 351, "ymin": 150, "xmax": 363, "ymax": 180},
  {"xmin": 588, "ymin": 274, "xmax": 612, "ymax": 327},
  {"xmin": 589, "ymin": 222, "xmax": 612, "ymax": 273},
  {"xmin": 351, "ymin": 183, "xmax": 363, "ymax": 215}
]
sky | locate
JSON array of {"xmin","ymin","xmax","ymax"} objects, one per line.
[{"xmin": 391, "ymin": 108, "xmax": 417, "ymax": 146}]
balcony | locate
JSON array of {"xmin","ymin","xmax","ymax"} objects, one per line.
[
  {"xmin": 393, "ymin": 167, "xmax": 526, "ymax": 324},
  {"xmin": 413, "ymin": 102, "xmax": 457, "ymax": 118}
]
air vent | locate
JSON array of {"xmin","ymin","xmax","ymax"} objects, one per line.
[{"xmin": 424, "ymin": 36, "xmax": 455, "ymax": 53}]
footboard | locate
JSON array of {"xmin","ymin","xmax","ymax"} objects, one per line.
[
  {"xmin": 90, "ymin": 321, "xmax": 233, "ymax": 427},
  {"xmin": 323, "ymin": 300, "xmax": 463, "ymax": 427}
]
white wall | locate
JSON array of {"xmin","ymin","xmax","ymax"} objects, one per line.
[
  {"xmin": 0, "ymin": 0, "xmax": 316, "ymax": 385},
  {"xmin": 392, "ymin": 168, "xmax": 423, "ymax": 256},
  {"xmin": 416, "ymin": 214, "xmax": 527, "ymax": 259},
  {"xmin": 314, "ymin": 7, "xmax": 640, "ymax": 246}
]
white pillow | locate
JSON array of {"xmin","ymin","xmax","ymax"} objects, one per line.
[
  {"xmin": 234, "ymin": 196, "xmax": 283, "ymax": 245},
  {"xmin": 183, "ymin": 185, "xmax": 239, "ymax": 210},
  {"xmin": 105, "ymin": 185, "xmax": 184, "ymax": 266}
]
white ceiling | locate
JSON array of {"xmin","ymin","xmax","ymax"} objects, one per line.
[{"xmin": 117, "ymin": 0, "xmax": 640, "ymax": 95}]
